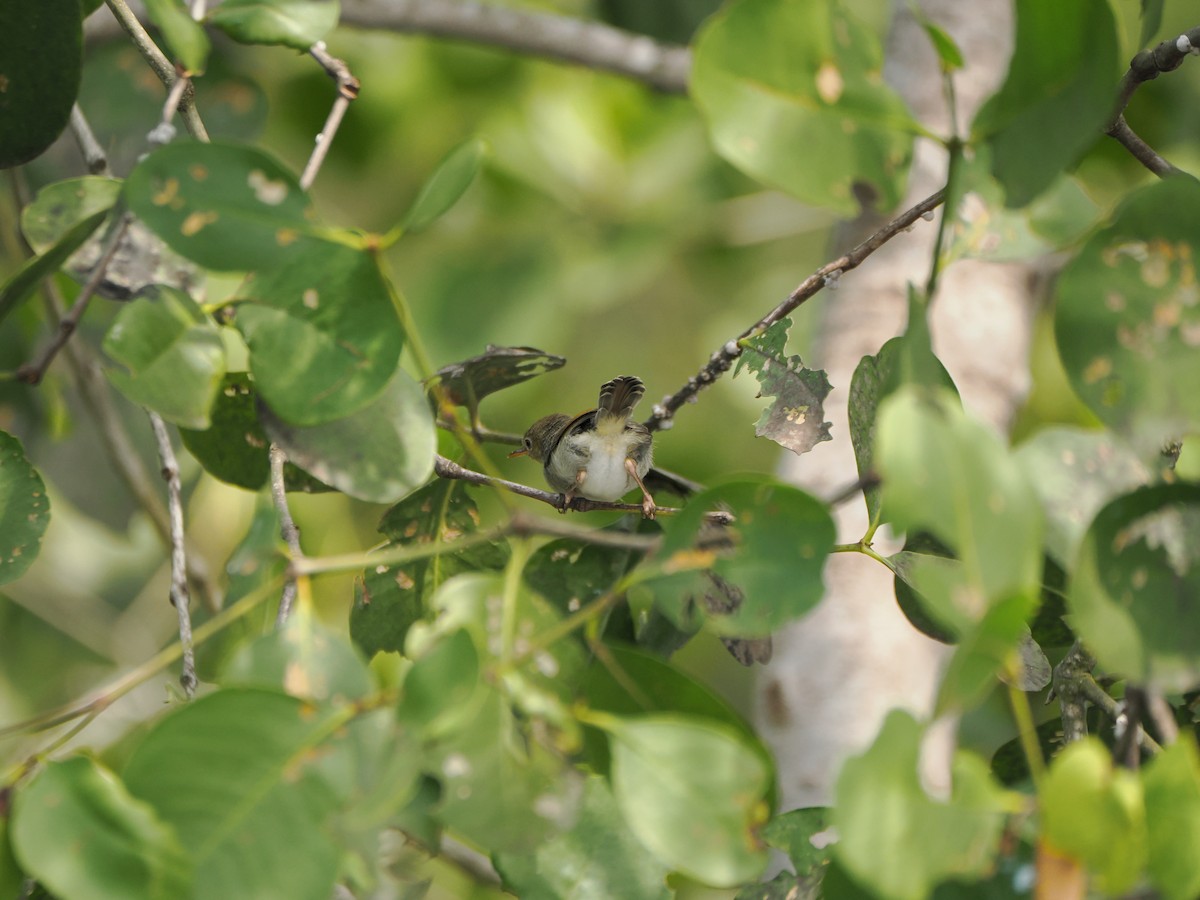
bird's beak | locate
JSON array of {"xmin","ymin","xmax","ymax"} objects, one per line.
[{"xmin": 508, "ymin": 448, "xmax": 528, "ymax": 459}]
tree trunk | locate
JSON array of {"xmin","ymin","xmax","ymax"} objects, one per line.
[{"xmin": 758, "ymin": 0, "xmax": 1039, "ymax": 808}]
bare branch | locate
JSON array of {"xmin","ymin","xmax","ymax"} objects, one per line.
[
  {"xmin": 300, "ymin": 42, "xmax": 362, "ymax": 191},
  {"xmin": 17, "ymin": 213, "xmax": 132, "ymax": 386},
  {"xmin": 103, "ymin": 0, "xmax": 210, "ymax": 140},
  {"xmin": 1113, "ymin": 26, "xmax": 1200, "ymax": 116},
  {"xmin": 435, "ymin": 453, "xmax": 678, "ymax": 518},
  {"xmin": 1106, "ymin": 26, "xmax": 1200, "ymax": 178},
  {"xmin": 340, "ymin": 0, "xmax": 690, "ymax": 92},
  {"xmin": 1106, "ymin": 115, "xmax": 1184, "ymax": 179},
  {"xmin": 644, "ymin": 188, "xmax": 946, "ymax": 432},
  {"xmin": 69, "ymin": 105, "xmax": 110, "ymax": 175},
  {"xmin": 148, "ymin": 412, "xmax": 197, "ymax": 698},
  {"xmin": 269, "ymin": 444, "xmax": 303, "ymax": 627},
  {"xmin": 1147, "ymin": 690, "xmax": 1180, "ymax": 745}
]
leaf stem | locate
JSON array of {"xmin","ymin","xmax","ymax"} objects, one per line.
[{"xmin": 1007, "ymin": 681, "xmax": 1046, "ymax": 787}]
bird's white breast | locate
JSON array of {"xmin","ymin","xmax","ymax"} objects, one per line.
[{"xmin": 558, "ymin": 430, "xmax": 637, "ymax": 501}]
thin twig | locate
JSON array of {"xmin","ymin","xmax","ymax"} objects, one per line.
[
  {"xmin": 270, "ymin": 444, "xmax": 302, "ymax": 626},
  {"xmin": 17, "ymin": 213, "xmax": 132, "ymax": 386},
  {"xmin": 439, "ymin": 836, "xmax": 501, "ymax": 886},
  {"xmin": 435, "ymin": 453, "xmax": 673, "ymax": 518},
  {"xmin": 69, "ymin": 105, "xmax": 110, "ymax": 176},
  {"xmin": 1106, "ymin": 116, "xmax": 1183, "ymax": 178},
  {"xmin": 1146, "ymin": 690, "xmax": 1180, "ymax": 745},
  {"xmin": 1105, "ymin": 26, "xmax": 1200, "ymax": 178},
  {"xmin": 300, "ymin": 42, "xmax": 361, "ymax": 191},
  {"xmin": 644, "ymin": 188, "xmax": 946, "ymax": 432},
  {"xmin": 1112, "ymin": 26, "xmax": 1200, "ymax": 118},
  {"xmin": 148, "ymin": 412, "xmax": 197, "ymax": 698},
  {"xmin": 103, "ymin": 0, "xmax": 210, "ymax": 141},
  {"xmin": 340, "ymin": 0, "xmax": 690, "ymax": 92},
  {"xmin": 1114, "ymin": 687, "xmax": 1144, "ymax": 768}
]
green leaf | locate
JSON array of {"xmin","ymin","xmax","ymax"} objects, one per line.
[
  {"xmin": 524, "ymin": 537, "xmax": 637, "ymax": 617},
  {"xmin": 733, "ymin": 317, "xmax": 832, "ymax": 455},
  {"xmin": 397, "ymin": 627, "xmax": 483, "ymax": 737},
  {"xmin": 207, "ymin": 0, "xmax": 339, "ymax": 50},
  {"xmin": 916, "ymin": 17, "xmax": 963, "ymax": 72},
  {"xmin": 401, "ymin": 137, "xmax": 488, "ymax": 234},
  {"xmin": 648, "ymin": 477, "xmax": 835, "ymax": 635},
  {"xmin": 833, "ymin": 710, "xmax": 1012, "ymax": 900},
  {"xmin": 103, "ymin": 286, "xmax": 226, "ymax": 429},
  {"xmin": 427, "ymin": 344, "xmax": 566, "ymax": 414},
  {"xmin": 423, "ymin": 685, "xmax": 578, "ymax": 854},
  {"xmin": 123, "ymin": 689, "xmax": 346, "ymax": 900},
  {"xmin": 762, "ymin": 807, "xmax": 835, "ymax": 879},
  {"xmin": 1143, "ymin": 736, "xmax": 1200, "ymax": 900},
  {"xmin": 0, "ymin": 0, "xmax": 83, "ymax": 168},
  {"xmin": 1015, "ymin": 427, "xmax": 1148, "ymax": 568},
  {"xmin": 849, "ymin": 305, "xmax": 957, "ymax": 524},
  {"xmin": 876, "ymin": 387, "xmax": 1042, "ymax": 604},
  {"xmin": 20, "ymin": 176, "xmax": 123, "ymax": 254},
  {"xmin": 1139, "ymin": 0, "xmax": 1164, "ymax": 46},
  {"xmin": 124, "ymin": 141, "xmax": 314, "ymax": 272},
  {"xmin": 691, "ymin": 0, "xmax": 915, "ymax": 215},
  {"xmin": 193, "ymin": 494, "xmax": 283, "ymax": 682},
  {"xmin": 889, "ymin": 541, "xmax": 970, "ymax": 641},
  {"xmin": 943, "ymin": 150, "xmax": 1101, "ymax": 263},
  {"xmin": 494, "ymin": 774, "xmax": 672, "ymax": 900},
  {"xmin": 0, "ymin": 431, "xmax": 51, "ymax": 586},
  {"xmin": 1039, "ymin": 738, "xmax": 1146, "ymax": 894},
  {"xmin": 11, "ymin": 757, "xmax": 191, "ymax": 900},
  {"xmin": 179, "ymin": 374, "xmax": 328, "ymax": 491},
  {"xmin": 604, "ymin": 714, "xmax": 771, "ymax": 887},
  {"xmin": 143, "ymin": 0, "xmax": 210, "ymax": 73},
  {"xmin": 222, "ymin": 599, "xmax": 373, "ymax": 701},
  {"xmin": 971, "ymin": 0, "xmax": 1120, "ymax": 206},
  {"xmin": 351, "ymin": 480, "xmax": 508, "ymax": 657},
  {"xmin": 937, "ymin": 591, "xmax": 1043, "ymax": 711},
  {"xmin": 581, "ymin": 644, "xmax": 770, "ymax": 775},
  {"xmin": 1067, "ymin": 482, "xmax": 1200, "ymax": 691},
  {"xmin": 260, "ymin": 366, "xmax": 434, "ymax": 503},
  {"xmin": 1054, "ymin": 178, "xmax": 1200, "ymax": 457},
  {"xmin": 0, "ymin": 817, "xmax": 21, "ymax": 900},
  {"xmin": 235, "ymin": 240, "xmax": 405, "ymax": 425},
  {"xmin": 402, "ymin": 573, "xmax": 586, "ymax": 854},
  {"xmin": 0, "ymin": 207, "xmax": 111, "ymax": 326}
]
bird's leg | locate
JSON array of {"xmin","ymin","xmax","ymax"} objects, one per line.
[
  {"xmin": 625, "ymin": 458, "xmax": 657, "ymax": 520},
  {"xmin": 559, "ymin": 468, "xmax": 587, "ymax": 514}
]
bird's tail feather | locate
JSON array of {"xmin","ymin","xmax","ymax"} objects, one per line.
[{"xmin": 595, "ymin": 375, "xmax": 644, "ymax": 427}]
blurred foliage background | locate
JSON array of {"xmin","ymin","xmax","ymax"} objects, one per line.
[{"xmin": 3, "ymin": 0, "xmax": 1200, "ymax": 746}]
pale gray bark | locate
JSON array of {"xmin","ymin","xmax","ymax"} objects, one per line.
[{"xmin": 760, "ymin": 0, "xmax": 1039, "ymax": 808}]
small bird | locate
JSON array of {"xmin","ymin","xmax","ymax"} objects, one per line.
[{"xmin": 511, "ymin": 375, "xmax": 657, "ymax": 518}]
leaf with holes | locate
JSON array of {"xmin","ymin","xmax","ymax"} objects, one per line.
[
  {"xmin": 124, "ymin": 141, "xmax": 318, "ymax": 272},
  {"xmin": 733, "ymin": 318, "xmax": 832, "ymax": 455},
  {"xmin": 427, "ymin": 345, "xmax": 567, "ymax": 414},
  {"xmin": 1055, "ymin": 178, "xmax": 1200, "ymax": 459},
  {"xmin": 1067, "ymin": 483, "xmax": 1200, "ymax": 692}
]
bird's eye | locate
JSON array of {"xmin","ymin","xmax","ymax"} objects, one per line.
[{"xmin": 523, "ymin": 437, "xmax": 533, "ymax": 450}]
